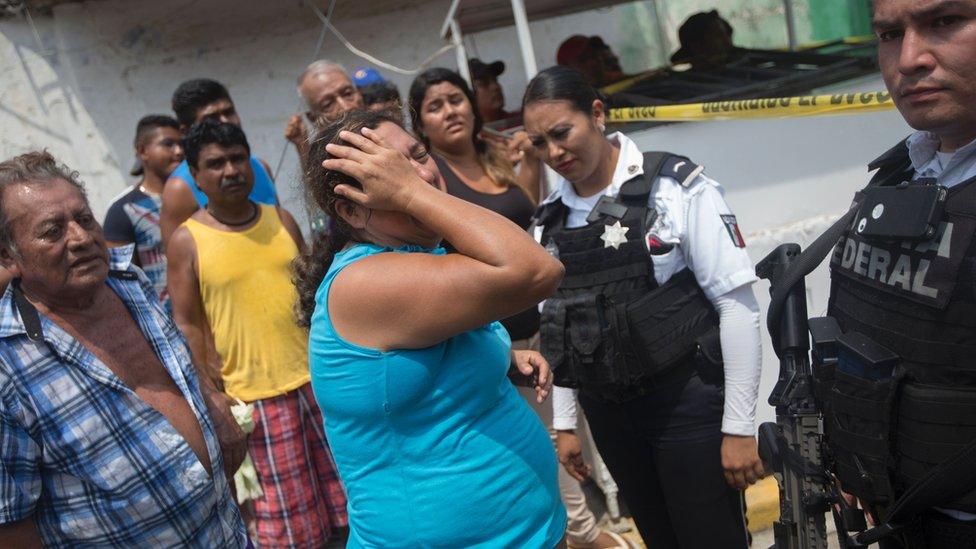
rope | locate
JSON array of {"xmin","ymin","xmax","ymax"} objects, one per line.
[
  {"xmin": 271, "ymin": 0, "xmax": 335, "ymax": 182},
  {"xmin": 274, "ymin": 0, "xmax": 456, "ymax": 182},
  {"xmin": 302, "ymin": 0, "xmax": 456, "ymax": 76}
]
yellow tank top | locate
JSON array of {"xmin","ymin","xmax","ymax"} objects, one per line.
[{"xmin": 183, "ymin": 205, "xmax": 310, "ymax": 401}]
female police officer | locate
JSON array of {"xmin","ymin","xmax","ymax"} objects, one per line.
[{"xmin": 522, "ymin": 66, "xmax": 764, "ymax": 548}]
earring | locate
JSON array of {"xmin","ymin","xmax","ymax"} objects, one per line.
[{"xmin": 598, "ymin": 123, "xmax": 606, "ymax": 133}]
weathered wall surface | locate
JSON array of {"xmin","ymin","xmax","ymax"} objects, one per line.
[
  {"xmin": 0, "ymin": 11, "xmax": 124, "ymax": 212},
  {"xmin": 2, "ymin": 0, "xmax": 460, "ymax": 224},
  {"xmin": 0, "ymin": 0, "xmax": 669, "ymax": 223}
]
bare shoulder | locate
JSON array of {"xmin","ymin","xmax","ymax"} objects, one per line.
[
  {"xmin": 162, "ymin": 176, "xmax": 197, "ymax": 207},
  {"xmin": 275, "ymin": 206, "xmax": 306, "ymax": 250},
  {"xmin": 167, "ymin": 225, "xmax": 197, "ymax": 259},
  {"xmin": 163, "ymin": 174, "xmax": 191, "ymax": 195},
  {"xmin": 331, "ymin": 251, "xmax": 435, "ymax": 304},
  {"xmin": 329, "ymin": 250, "xmax": 465, "ymax": 312}
]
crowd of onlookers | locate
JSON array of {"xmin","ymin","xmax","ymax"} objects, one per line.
[
  {"xmin": 0, "ymin": 28, "xmax": 649, "ymax": 546},
  {"xmin": 0, "ymin": 12, "xmax": 749, "ymax": 545}
]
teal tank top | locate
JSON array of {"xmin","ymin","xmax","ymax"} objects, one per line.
[{"xmin": 308, "ymin": 243, "xmax": 565, "ymax": 548}]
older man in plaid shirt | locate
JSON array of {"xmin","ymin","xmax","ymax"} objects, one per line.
[{"xmin": 0, "ymin": 151, "xmax": 249, "ymax": 547}]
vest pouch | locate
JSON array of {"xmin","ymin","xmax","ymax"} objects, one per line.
[
  {"xmin": 624, "ymin": 269, "xmax": 718, "ymax": 379},
  {"xmin": 540, "ymin": 300, "xmax": 569, "ymax": 384},
  {"xmin": 896, "ymin": 382, "xmax": 976, "ymax": 513},
  {"xmin": 809, "ymin": 316, "xmax": 843, "ymax": 410},
  {"xmin": 825, "ymin": 332, "xmax": 900, "ymax": 504},
  {"xmin": 812, "ymin": 362, "xmax": 836, "ymax": 414},
  {"xmin": 565, "ymin": 294, "xmax": 627, "ymax": 387}
]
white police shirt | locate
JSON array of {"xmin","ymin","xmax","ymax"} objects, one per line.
[
  {"xmin": 536, "ymin": 131, "xmax": 757, "ymax": 300},
  {"xmin": 539, "ymin": 131, "xmax": 762, "ymax": 437}
]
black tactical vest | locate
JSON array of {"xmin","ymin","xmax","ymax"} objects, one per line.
[
  {"xmin": 823, "ymin": 139, "xmax": 976, "ymax": 511},
  {"xmin": 536, "ymin": 152, "xmax": 721, "ymax": 403}
]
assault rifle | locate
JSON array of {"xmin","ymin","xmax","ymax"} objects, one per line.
[
  {"xmin": 757, "ymin": 244, "xmax": 831, "ymax": 549},
  {"xmin": 757, "ymin": 243, "xmax": 867, "ymax": 549}
]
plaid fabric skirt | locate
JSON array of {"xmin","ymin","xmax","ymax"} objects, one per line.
[{"xmin": 248, "ymin": 382, "xmax": 348, "ymax": 548}]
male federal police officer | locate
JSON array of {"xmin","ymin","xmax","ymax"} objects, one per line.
[{"xmin": 816, "ymin": 1, "xmax": 976, "ymax": 547}]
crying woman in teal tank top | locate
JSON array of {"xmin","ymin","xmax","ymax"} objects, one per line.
[{"xmin": 294, "ymin": 110, "xmax": 566, "ymax": 548}]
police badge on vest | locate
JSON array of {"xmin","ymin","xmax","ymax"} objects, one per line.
[{"xmin": 533, "ymin": 152, "xmax": 723, "ymax": 402}]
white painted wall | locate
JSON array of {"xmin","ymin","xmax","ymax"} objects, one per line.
[
  {"xmin": 0, "ymin": 11, "xmax": 123, "ymax": 213},
  {"xmin": 1, "ymin": 0, "xmax": 667, "ymax": 225}
]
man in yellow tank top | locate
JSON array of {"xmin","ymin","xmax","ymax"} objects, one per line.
[{"xmin": 167, "ymin": 120, "xmax": 348, "ymax": 547}]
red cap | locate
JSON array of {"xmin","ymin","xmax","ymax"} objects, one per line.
[{"xmin": 556, "ymin": 35, "xmax": 590, "ymax": 66}]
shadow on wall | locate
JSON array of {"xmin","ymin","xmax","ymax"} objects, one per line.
[{"xmin": 0, "ymin": 13, "xmax": 123, "ymax": 213}]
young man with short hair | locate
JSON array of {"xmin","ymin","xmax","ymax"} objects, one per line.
[{"xmin": 103, "ymin": 114, "xmax": 184, "ymax": 310}]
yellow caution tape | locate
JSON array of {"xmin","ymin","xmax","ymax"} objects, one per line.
[{"xmin": 608, "ymin": 91, "xmax": 895, "ymax": 123}]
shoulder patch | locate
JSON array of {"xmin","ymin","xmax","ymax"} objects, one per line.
[
  {"xmin": 720, "ymin": 214, "xmax": 746, "ymax": 248},
  {"xmin": 662, "ymin": 156, "xmax": 704, "ymax": 187}
]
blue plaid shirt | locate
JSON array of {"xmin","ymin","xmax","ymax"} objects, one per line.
[{"xmin": 0, "ymin": 246, "xmax": 247, "ymax": 548}]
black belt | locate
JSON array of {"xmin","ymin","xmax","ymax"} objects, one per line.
[{"xmin": 579, "ymin": 356, "xmax": 699, "ymax": 404}]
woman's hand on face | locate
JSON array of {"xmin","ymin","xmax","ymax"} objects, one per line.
[
  {"xmin": 322, "ymin": 127, "xmax": 430, "ymax": 212},
  {"xmin": 511, "ymin": 349, "xmax": 553, "ymax": 403}
]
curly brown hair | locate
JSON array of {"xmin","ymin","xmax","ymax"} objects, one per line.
[{"xmin": 293, "ymin": 108, "xmax": 400, "ymax": 328}]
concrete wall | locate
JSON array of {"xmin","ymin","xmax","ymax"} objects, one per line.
[
  {"xmin": 0, "ymin": 0, "xmax": 676, "ymax": 224},
  {"xmin": 0, "ymin": 11, "xmax": 123, "ymax": 212}
]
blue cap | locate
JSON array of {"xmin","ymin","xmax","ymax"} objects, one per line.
[{"xmin": 352, "ymin": 67, "xmax": 386, "ymax": 87}]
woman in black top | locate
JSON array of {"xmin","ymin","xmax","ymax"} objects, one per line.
[{"xmin": 408, "ymin": 68, "xmax": 540, "ymax": 343}]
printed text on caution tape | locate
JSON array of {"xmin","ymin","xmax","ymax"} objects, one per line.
[{"xmin": 609, "ymin": 91, "xmax": 895, "ymax": 123}]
